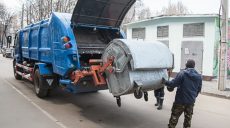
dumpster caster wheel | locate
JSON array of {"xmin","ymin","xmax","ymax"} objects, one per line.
[
  {"xmin": 116, "ymin": 97, "xmax": 121, "ymax": 107},
  {"xmin": 134, "ymin": 89, "xmax": 143, "ymax": 99},
  {"xmin": 144, "ymin": 92, "xmax": 148, "ymax": 101}
]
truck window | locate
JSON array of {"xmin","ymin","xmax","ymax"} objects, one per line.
[
  {"xmin": 23, "ymin": 32, "xmax": 29, "ymax": 47},
  {"xmin": 14, "ymin": 34, "xmax": 19, "ymax": 48}
]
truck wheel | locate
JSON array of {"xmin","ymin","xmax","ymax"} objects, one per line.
[
  {"xmin": 34, "ymin": 69, "xmax": 49, "ymax": 98},
  {"xmin": 13, "ymin": 61, "xmax": 22, "ymax": 80}
]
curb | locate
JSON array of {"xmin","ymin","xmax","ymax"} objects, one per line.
[{"xmin": 201, "ymin": 92, "xmax": 230, "ymax": 100}]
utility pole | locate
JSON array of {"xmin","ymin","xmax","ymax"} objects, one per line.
[
  {"xmin": 39, "ymin": 0, "xmax": 41, "ymax": 20},
  {"xmin": 26, "ymin": 1, "xmax": 29, "ymax": 25},
  {"xmin": 51, "ymin": 0, "xmax": 53, "ymax": 13},
  {"xmin": 218, "ymin": 0, "xmax": 228, "ymax": 91},
  {"xmin": 21, "ymin": 4, "xmax": 24, "ymax": 29},
  {"xmin": 29, "ymin": 1, "xmax": 32, "ymax": 24},
  {"xmin": 39, "ymin": 0, "xmax": 43, "ymax": 20},
  {"xmin": 0, "ymin": 22, "xmax": 3, "ymax": 48}
]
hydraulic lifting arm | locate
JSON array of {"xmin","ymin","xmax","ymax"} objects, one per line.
[{"xmin": 70, "ymin": 56, "xmax": 115, "ymax": 86}]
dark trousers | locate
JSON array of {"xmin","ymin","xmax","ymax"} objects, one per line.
[
  {"xmin": 154, "ymin": 87, "xmax": 165, "ymax": 98},
  {"xmin": 168, "ymin": 103, "xmax": 194, "ymax": 128}
]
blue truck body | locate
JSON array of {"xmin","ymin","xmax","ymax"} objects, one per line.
[
  {"xmin": 14, "ymin": 0, "xmax": 136, "ymax": 96},
  {"xmin": 18, "ymin": 13, "xmax": 87, "ymax": 76}
]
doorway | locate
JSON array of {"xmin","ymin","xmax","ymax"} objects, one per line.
[{"xmin": 181, "ymin": 41, "xmax": 203, "ymax": 74}]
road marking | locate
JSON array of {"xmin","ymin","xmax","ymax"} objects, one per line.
[{"xmin": 5, "ymin": 80, "xmax": 68, "ymax": 128}]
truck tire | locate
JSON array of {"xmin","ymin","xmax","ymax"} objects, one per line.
[
  {"xmin": 47, "ymin": 76, "xmax": 59, "ymax": 96},
  {"xmin": 34, "ymin": 69, "xmax": 49, "ymax": 98},
  {"xmin": 13, "ymin": 61, "xmax": 22, "ymax": 80}
]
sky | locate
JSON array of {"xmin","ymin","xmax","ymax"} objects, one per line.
[
  {"xmin": 0, "ymin": 0, "xmax": 226, "ymax": 15},
  {"xmin": 144, "ymin": 0, "xmax": 221, "ymax": 15}
]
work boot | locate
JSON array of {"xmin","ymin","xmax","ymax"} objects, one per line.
[
  {"xmin": 157, "ymin": 99, "xmax": 163, "ymax": 110},
  {"xmin": 155, "ymin": 98, "xmax": 159, "ymax": 106}
]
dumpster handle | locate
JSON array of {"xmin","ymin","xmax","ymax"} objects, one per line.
[{"xmin": 115, "ymin": 54, "xmax": 131, "ymax": 73}]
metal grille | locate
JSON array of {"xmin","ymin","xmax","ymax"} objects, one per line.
[
  {"xmin": 183, "ymin": 23, "xmax": 204, "ymax": 37},
  {"xmin": 132, "ymin": 28, "xmax": 145, "ymax": 39},
  {"xmin": 157, "ymin": 26, "xmax": 169, "ymax": 38}
]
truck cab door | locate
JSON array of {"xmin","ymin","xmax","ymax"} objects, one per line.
[{"xmin": 14, "ymin": 33, "xmax": 22, "ymax": 61}]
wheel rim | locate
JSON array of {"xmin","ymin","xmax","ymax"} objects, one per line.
[
  {"xmin": 34, "ymin": 75, "xmax": 40, "ymax": 94},
  {"xmin": 13, "ymin": 62, "xmax": 17, "ymax": 77},
  {"xmin": 14, "ymin": 72, "xmax": 17, "ymax": 77},
  {"xmin": 13, "ymin": 68, "xmax": 16, "ymax": 77},
  {"xmin": 134, "ymin": 90, "xmax": 143, "ymax": 99}
]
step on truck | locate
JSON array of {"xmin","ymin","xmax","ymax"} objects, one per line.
[{"xmin": 13, "ymin": 0, "xmax": 174, "ymax": 107}]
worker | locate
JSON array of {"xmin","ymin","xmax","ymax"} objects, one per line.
[
  {"xmin": 154, "ymin": 87, "xmax": 164, "ymax": 110},
  {"xmin": 162, "ymin": 59, "xmax": 202, "ymax": 128}
]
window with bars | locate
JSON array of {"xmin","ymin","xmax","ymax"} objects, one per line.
[
  {"xmin": 132, "ymin": 28, "xmax": 145, "ymax": 39},
  {"xmin": 157, "ymin": 26, "xmax": 169, "ymax": 38},
  {"xmin": 183, "ymin": 23, "xmax": 205, "ymax": 37}
]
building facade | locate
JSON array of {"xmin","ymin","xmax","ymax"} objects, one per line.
[{"xmin": 125, "ymin": 14, "xmax": 230, "ymax": 80}]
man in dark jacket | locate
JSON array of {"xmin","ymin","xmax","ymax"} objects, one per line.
[{"xmin": 163, "ymin": 59, "xmax": 202, "ymax": 128}]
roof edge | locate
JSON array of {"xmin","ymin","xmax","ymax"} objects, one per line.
[{"xmin": 125, "ymin": 14, "xmax": 219, "ymax": 26}]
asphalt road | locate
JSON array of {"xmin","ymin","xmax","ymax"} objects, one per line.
[{"xmin": 0, "ymin": 55, "xmax": 230, "ymax": 128}]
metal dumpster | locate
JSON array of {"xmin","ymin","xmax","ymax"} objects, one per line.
[{"xmin": 102, "ymin": 39, "xmax": 174, "ymax": 98}]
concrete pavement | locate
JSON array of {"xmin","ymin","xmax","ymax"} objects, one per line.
[
  {"xmin": 0, "ymin": 58, "xmax": 64, "ymax": 128},
  {"xmin": 0, "ymin": 56, "xmax": 230, "ymax": 128},
  {"xmin": 201, "ymin": 80, "xmax": 230, "ymax": 99}
]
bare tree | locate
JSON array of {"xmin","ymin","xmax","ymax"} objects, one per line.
[
  {"xmin": 157, "ymin": 1, "xmax": 190, "ymax": 15},
  {"xmin": 138, "ymin": 8, "xmax": 151, "ymax": 21},
  {"xmin": 21, "ymin": 0, "xmax": 78, "ymax": 25},
  {"xmin": 0, "ymin": 3, "xmax": 15, "ymax": 48},
  {"xmin": 0, "ymin": 3, "xmax": 6, "ymax": 47},
  {"xmin": 121, "ymin": 0, "xmax": 152, "ymax": 33},
  {"xmin": 123, "ymin": 0, "xmax": 152, "ymax": 24},
  {"xmin": 0, "ymin": 4, "xmax": 7, "ymax": 20}
]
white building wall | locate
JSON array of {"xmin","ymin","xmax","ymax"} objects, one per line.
[
  {"xmin": 179, "ymin": 22, "xmax": 216, "ymax": 76},
  {"xmin": 127, "ymin": 28, "xmax": 132, "ymax": 39},
  {"xmin": 126, "ymin": 17, "xmax": 216, "ymax": 76},
  {"xmin": 202, "ymin": 22, "xmax": 216, "ymax": 76},
  {"xmin": 168, "ymin": 22, "xmax": 183, "ymax": 73}
]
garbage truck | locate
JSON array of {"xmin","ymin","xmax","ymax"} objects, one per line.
[{"xmin": 13, "ymin": 0, "xmax": 174, "ymax": 107}]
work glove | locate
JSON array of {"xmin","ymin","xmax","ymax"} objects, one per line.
[
  {"xmin": 161, "ymin": 77, "xmax": 166, "ymax": 84},
  {"xmin": 162, "ymin": 78, "xmax": 174, "ymax": 92}
]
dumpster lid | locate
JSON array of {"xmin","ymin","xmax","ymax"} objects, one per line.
[{"xmin": 71, "ymin": 0, "xmax": 136, "ymax": 28}]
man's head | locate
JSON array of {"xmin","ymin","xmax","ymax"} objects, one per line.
[{"xmin": 186, "ymin": 59, "xmax": 195, "ymax": 68}]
